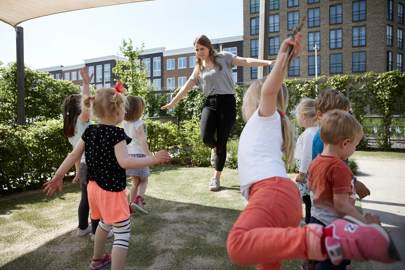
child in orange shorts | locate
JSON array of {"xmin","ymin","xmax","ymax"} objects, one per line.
[{"xmin": 44, "ymin": 86, "xmax": 171, "ymax": 270}]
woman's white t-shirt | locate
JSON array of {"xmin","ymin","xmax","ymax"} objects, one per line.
[
  {"xmin": 238, "ymin": 109, "xmax": 287, "ymax": 199},
  {"xmin": 123, "ymin": 120, "xmax": 145, "ymax": 155}
]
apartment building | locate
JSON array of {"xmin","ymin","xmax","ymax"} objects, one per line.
[
  {"xmin": 41, "ymin": 36, "xmax": 244, "ymax": 91},
  {"xmin": 244, "ymin": 0, "xmax": 405, "ymax": 80}
]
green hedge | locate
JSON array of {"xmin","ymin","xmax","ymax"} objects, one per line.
[{"xmin": 0, "ymin": 119, "xmax": 71, "ymax": 194}]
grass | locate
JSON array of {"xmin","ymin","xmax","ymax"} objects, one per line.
[
  {"xmin": 353, "ymin": 150, "xmax": 405, "ymax": 160},
  {"xmin": 0, "ymin": 166, "xmax": 301, "ymax": 270}
]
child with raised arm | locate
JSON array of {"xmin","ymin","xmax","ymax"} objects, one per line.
[
  {"xmin": 44, "ymin": 88, "xmax": 170, "ymax": 270},
  {"xmin": 62, "ymin": 67, "xmax": 99, "ymax": 237},
  {"xmin": 124, "ymin": 96, "xmax": 151, "ymax": 214},
  {"xmin": 294, "ymin": 98, "xmax": 318, "ymax": 224},
  {"xmin": 226, "ymin": 35, "xmax": 399, "ymax": 270}
]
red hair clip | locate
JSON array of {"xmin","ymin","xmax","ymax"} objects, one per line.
[
  {"xmin": 278, "ymin": 110, "xmax": 286, "ymax": 118},
  {"xmin": 114, "ymin": 81, "xmax": 125, "ymax": 94}
]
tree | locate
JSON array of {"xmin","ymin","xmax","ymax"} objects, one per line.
[{"xmin": 113, "ymin": 39, "xmax": 149, "ymax": 97}]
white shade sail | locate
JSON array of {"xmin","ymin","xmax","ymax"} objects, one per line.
[{"xmin": 0, "ymin": 0, "xmax": 152, "ymax": 27}]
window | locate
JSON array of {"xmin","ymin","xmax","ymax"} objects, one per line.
[
  {"xmin": 71, "ymin": 71, "xmax": 77, "ymax": 81},
  {"xmin": 223, "ymin": 47, "xmax": 238, "ymax": 56},
  {"xmin": 178, "ymin": 57, "xmax": 187, "ymax": 69},
  {"xmin": 288, "ymin": 57, "xmax": 300, "ymax": 76},
  {"xmin": 308, "ymin": 31, "xmax": 320, "ymax": 51},
  {"xmin": 352, "ymin": 26, "xmax": 366, "ymax": 47},
  {"xmin": 353, "ymin": 0, "xmax": 366, "ymax": 22},
  {"xmin": 387, "ymin": 0, "xmax": 394, "ymax": 21},
  {"xmin": 166, "ymin": 77, "xmax": 175, "ymax": 90},
  {"xmin": 308, "ymin": 8, "xmax": 320, "ymax": 28},
  {"xmin": 104, "ymin": 64, "xmax": 111, "ymax": 83},
  {"xmin": 398, "ymin": 29, "xmax": 404, "ymax": 49},
  {"xmin": 397, "ymin": 53, "xmax": 403, "ymax": 71},
  {"xmin": 330, "ymin": 53, "xmax": 343, "ymax": 74},
  {"xmin": 288, "ymin": 11, "xmax": 300, "ymax": 31},
  {"xmin": 352, "ymin": 51, "xmax": 367, "ymax": 72},
  {"xmin": 251, "ymin": 67, "xmax": 258, "ymax": 80},
  {"xmin": 64, "ymin": 72, "xmax": 70, "ymax": 81},
  {"xmin": 251, "ymin": 17, "xmax": 259, "ymax": 35},
  {"xmin": 329, "ymin": 4, "xmax": 343, "ymax": 24},
  {"xmin": 269, "ymin": 0, "xmax": 279, "ymax": 10},
  {"xmin": 166, "ymin": 58, "xmax": 175, "ymax": 70},
  {"xmin": 399, "ymin": 3, "xmax": 404, "ymax": 24},
  {"xmin": 78, "ymin": 70, "xmax": 82, "ymax": 80},
  {"xmin": 142, "ymin": 58, "xmax": 150, "ymax": 77},
  {"xmin": 88, "ymin": 66, "xmax": 95, "ymax": 83},
  {"xmin": 269, "ymin": 36, "xmax": 280, "ymax": 55},
  {"xmin": 330, "ymin": 29, "xmax": 343, "ymax": 49},
  {"xmin": 308, "ymin": 55, "xmax": 320, "ymax": 76},
  {"xmin": 386, "ymin": 25, "xmax": 393, "ymax": 47},
  {"xmin": 268, "ymin": 14, "xmax": 280, "ymax": 32},
  {"xmin": 288, "ymin": 0, "xmax": 298, "ymax": 8},
  {"xmin": 250, "ymin": 39, "xmax": 258, "ymax": 57},
  {"xmin": 96, "ymin": 65, "xmax": 102, "ymax": 83},
  {"xmin": 152, "ymin": 78, "xmax": 161, "ymax": 90},
  {"xmin": 178, "ymin": 76, "xmax": 187, "ymax": 87},
  {"xmin": 250, "ymin": 0, "xmax": 259, "ymax": 14},
  {"xmin": 153, "ymin": 57, "xmax": 161, "ymax": 76},
  {"xmin": 387, "ymin": 51, "xmax": 393, "ymax": 71},
  {"xmin": 189, "ymin": 55, "xmax": 196, "ymax": 68},
  {"xmin": 308, "ymin": 0, "xmax": 319, "ymax": 3}
]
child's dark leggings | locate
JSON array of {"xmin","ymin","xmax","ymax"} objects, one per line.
[
  {"xmin": 302, "ymin": 195, "xmax": 312, "ymax": 224},
  {"xmin": 200, "ymin": 94, "xmax": 236, "ymax": 172},
  {"xmin": 78, "ymin": 163, "xmax": 99, "ymax": 233}
]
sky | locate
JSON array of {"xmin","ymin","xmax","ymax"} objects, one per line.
[{"xmin": 0, "ymin": 0, "xmax": 243, "ymax": 69}]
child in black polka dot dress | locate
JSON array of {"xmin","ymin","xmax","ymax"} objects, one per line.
[{"xmin": 44, "ymin": 87, "xmax": 171, "ymax": 270}]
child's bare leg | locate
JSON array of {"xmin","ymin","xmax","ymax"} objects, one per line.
[
  {"xmin": 137, "ymin": 176, "xmax": 148, "ymax": 197},
  {"xmin": 130, "ymin": 176, "xmax": 140, "ymax": 202},
  {"xmin": 111, "ymin": 219, "xmax": 131, "ymax": 270},
  {"xmin": 93, "ymin": 221, "xmax": 110, "ymax": 259}
]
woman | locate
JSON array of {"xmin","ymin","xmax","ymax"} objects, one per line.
[{"xmin": 162, "ymin": 35, "xmax": 274, "ymax": 191}]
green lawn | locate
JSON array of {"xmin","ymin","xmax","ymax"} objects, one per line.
[
  {"xmin": 353, "ymin": 151, "xmax": 405, "ymax": 160},
  {"xmin": 0, "ymin": 166, "xmax": 301, "ymax": 270}
]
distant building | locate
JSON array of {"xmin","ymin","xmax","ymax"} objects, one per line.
[{"xmin": 244, "ymin": 0, "xmax": 404, "ymax": 80}]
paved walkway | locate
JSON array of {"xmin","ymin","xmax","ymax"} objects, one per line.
[{"xmin": 352, "ymin": 157, "xmax": 405, "ymax": 270}]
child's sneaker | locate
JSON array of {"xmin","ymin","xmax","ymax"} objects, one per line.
[
  {"xmin": 324, "ymin": 216, "xmax": 401, "ymax": 265},
  {"xmin": 130, "ymin": 195, "xmax": 148, "ymax": 214},
  {"xmin": 89, "ymin": 253, "xmax": 111, "ymax": 270},
  {"xmin": 77, "ymin": 226, "xmax": 92, "ymax": 237}
]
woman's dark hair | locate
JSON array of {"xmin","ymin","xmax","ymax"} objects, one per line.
[
  {"xmin": 193, "ymin": 35, "xmax": 222, "ymax": 72},
  {"xmin": 63, "ymin": 94, "xmax": 81, "ymax": 138}
]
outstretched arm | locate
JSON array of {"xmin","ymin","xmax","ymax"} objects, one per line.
[
  {"xmin": 232, "ymin": 56, "xmax": 275, "ymax": 68},
  {"xmin": 161, "ymin": 69, "xmax": 197, "ymax": 110},
  {"xmin": 43, "ymin": 139, "xmax": 85, "ymax": 196},
  {"xmin": 78, "ymin": 67, "xmax": 93, "ymax": 122},
  {"xmin": 114, "ymin": 141, "xmax": 171, "ymax": 168},
  {"xmin": 258, "ymin": 34, "xmax": 302, "ymax": 117}
]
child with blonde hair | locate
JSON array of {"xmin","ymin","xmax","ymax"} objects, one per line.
[
  {"xmin": 226, "ymin": 34, "xmax": 399, "ymax": 270},
  {"xmin": 294, "ymin": 98, "xmax": 318, "ymax": 224},
  {"xmin": 124, "ymin": 96, "xmax": 151, "ymax": 214},
  {"xmin": 44, "ymin": 87, "xmax": 171, "ymax": 270}
]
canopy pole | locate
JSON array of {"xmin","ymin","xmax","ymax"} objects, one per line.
[{"xmin": 16, "ymin": 26, "xmax": 26, "ymax": 125}]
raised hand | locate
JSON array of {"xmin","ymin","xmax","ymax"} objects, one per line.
[
  {"xmin": 161, "ymin": 102, "xmax": 175, "ymax": 110},
  {"xmin": 80, "ymin": 67, "xmax": 93, "ymax": 85}
]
